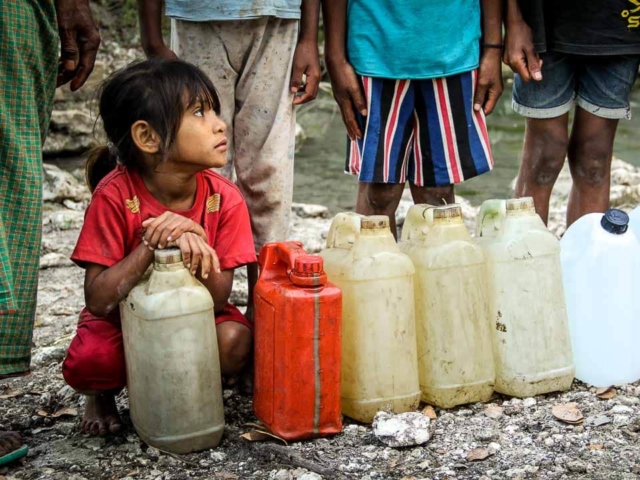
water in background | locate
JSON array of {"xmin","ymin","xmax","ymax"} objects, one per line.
[{"xmin": 294, "ymin": 82, "xmax": 640, "ymax": 213}]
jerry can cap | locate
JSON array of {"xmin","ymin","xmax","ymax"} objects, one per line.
[
  {"xmin": 433, "ymin": 205, "xmax": 462, "ymax": 220},
  {"xmin": 291, "ymin": 255, "xmax": 327, "ymax": 287},
  {"xmin": 361, "ymin": 215, "xmax": 389, "ymax": 230},
  {"xmin": 506, "ymin": 197, "xmax": 535, "ymax": 213},
  {"xmin": 601, "ymin": 209, "xmax": 629, "ymax": 235},
  {"xmin": 154, "ymin": 248, "xmax": 182, "ymax": 264}
]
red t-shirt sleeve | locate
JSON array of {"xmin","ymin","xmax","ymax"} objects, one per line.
[
  {"xmin": 213, "ymin": 200, "xmax": 257, "ymax": 271},
  {"xmin": 71, "ymin": 192, "xmax": 128, "ymax": 268}
]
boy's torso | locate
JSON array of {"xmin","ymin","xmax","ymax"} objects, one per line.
[
  {"xmin": 345, "ymin": 0, "xmax": 482, "ymax": 80},
  {"xmin": 521, "ymin": 0, "xmax": 640, "ymax": 55}
]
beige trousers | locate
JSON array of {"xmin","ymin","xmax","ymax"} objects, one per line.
[{"xmin": 171, "ymin": 17, "xmax": 298, "ymax": 252}]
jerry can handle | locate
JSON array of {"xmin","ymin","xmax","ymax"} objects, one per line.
[
  {"xmin": 326, "ymin": 212, "xmax": 362, "ymax": 249},
  {"xmin": 475, "ymin": 199, "xmax": 507, "ymax": 238},
  {"xmin": 274, "ymin": 241, "xmax": 307, "ymax": 272},
  {"xmin": 400, "ymin": 204, "xmax": 434, "ymax": 243},
  {"xmin": 258, "ymin": 241, "xmax": 307, "ymax": 281}
]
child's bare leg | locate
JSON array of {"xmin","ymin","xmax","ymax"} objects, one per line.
[
  {"xmin": 77, "ymin": 390, "xmax": 122, "ymax": 436},
  {"xmin": 355, "ymin": 182, "xmax": 406, "ymax": 238},
  {"xmin": 217, "ymin": 322, "xmax": 252, "ymax": 377},
  {"xmin": 409, "ymin": 184, "xmax": 455, "ymax": 206}
]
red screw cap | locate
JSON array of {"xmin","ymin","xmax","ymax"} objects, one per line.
[{"xmin": 291, "ymin": 255, "xmax": 327, "ymax": 287}]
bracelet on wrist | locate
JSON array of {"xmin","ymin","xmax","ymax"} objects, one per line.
[{"xmin": 482, "ymin": 42, "xmax": 504, "ymax": 50}]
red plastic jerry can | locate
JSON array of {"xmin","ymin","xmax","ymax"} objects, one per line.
[{"xmin": 254, "ymin": 241, "xmax": 342, "ymax": 441}]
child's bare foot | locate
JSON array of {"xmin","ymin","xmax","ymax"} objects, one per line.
[
  {"xmin": 0, "ymin": 431, "xmax": 23, "ymax": 457},
  {"xmin": 81, "ymin": 394, "xmax": 122, "ymax": 436}
]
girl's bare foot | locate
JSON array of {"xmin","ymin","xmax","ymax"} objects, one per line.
[
  {"xmin": 81, "ymin": 394, "xmax": 122, "ymax": 436},
  {"xmin": 0, "ymin": 431, "xmax": 23, "ymax": 457}
]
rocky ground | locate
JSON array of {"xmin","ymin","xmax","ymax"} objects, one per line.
[{"xmin": 1, "ymin": 161, "xmax": 640, "ymax": 480}]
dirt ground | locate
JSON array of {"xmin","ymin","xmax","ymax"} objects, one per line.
[{"xmin": 2, "ymin": 181, "xmax": 640, "ymax": 480}]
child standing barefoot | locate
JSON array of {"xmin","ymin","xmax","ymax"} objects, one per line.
[{"xmin": 62, "ymin": 59, "xmax": 256, "ymax": 436}]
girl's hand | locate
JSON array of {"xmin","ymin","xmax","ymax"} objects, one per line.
[
  {"xmin": 175, "ymin": 232, "xmax": 221, "ymax": 279},
  {"xmin": 142, "ymin": 212, "xmax": 207, "ymax": 250}
]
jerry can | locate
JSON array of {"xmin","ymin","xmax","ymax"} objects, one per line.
[
  {"xmin": 320, "ymin": 213, "xmax": 420, "ymax": 423},
  {"xmin": 561, "ymin": 209, "xmax": 640, "ymax": 387},
  {"xmin": 476, "ymin": 198, "xmax": 574, "ymax": 397},
  {"xmin": 400, "ymin": 204, "xmax": 495, "ymax": 408},
  {"xmin": 254, "ymin": 241, "xmax": 342, "ymax": 441},
  {"xmin": 121, "ymin": 248, "xmax": 224, "ymax": 454}
]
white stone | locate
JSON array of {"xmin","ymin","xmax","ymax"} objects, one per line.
[
  {"xmin": 610, "ymin": 405, "xmax": 634, "ymax": 415},
  {"xmin": 523, "ymin": 397, "xmax": 537, "ymax": 408},
  {"xmin": 372, "ymin": 411, "xmax": 431, "ymax": 447},
  {"xmin": 297, "ymin": 473, "xmax": 322, "ymax": 480}
]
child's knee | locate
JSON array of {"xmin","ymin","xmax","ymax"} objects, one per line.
[
  {"xmin": 62, "ymin": 322, "xmax": 126, "ymax": 392},
  {"xmin": 217, "ymin": 322, "xmax": 252, "ymax": 376}
]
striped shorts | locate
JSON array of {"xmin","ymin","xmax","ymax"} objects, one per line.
[{"xmin": 346, "ymin": 70, "xmax": 493, "ymax": 187}]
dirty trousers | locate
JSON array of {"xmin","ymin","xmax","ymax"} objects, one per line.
[
  {"xmin": 62, "ymin": 304, "xmax": 250, "ymax": 391},
  {"xmin": 171, "ymin": 17, "xmax": 298, "ymax": 252}
]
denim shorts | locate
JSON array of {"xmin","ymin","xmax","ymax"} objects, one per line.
[{"xmin": 513, "ymin": 52, "xmax": 640, "ymax": 120}]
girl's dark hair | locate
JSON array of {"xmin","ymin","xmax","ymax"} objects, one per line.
[{"xmin": 86, "ymin": 58, "xmax": 221, "ymax": 192}]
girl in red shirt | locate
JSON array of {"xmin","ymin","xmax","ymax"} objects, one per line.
[{"xmin": 62, "ymin": 59, "xmax": 257, "ymax": 436}]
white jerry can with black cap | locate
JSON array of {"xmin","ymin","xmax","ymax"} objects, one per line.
[
  {"xmin": 561, "ymin": 209, "xmax": 640, "ymax": 387},
  {"xmin": 476, "ymin": 197, "xmax": 574, "ymax": 397}
]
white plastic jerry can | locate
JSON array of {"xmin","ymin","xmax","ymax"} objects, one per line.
[
  {"xmin": 561, "ymin": 209, "xmax": 640, "ymax": 387},
  {"xmin": 400, "ymin": 204, "xmax": 495, "ymax": 408},
  {"xmin": 476, "ymin": 198, "xmax": 574, "ymax": 397},
  {"xmin": 319, "ymin": 213, "xmax": 420, "ymax": 423},
  {"xmin": 121, "ymin": 248, "xmax": 224, "ymax": 454}
]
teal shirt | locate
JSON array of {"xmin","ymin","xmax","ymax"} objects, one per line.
[
  {"xmin": 166, "ymin": 1, "xmax": 302, "ymax": 21},
  {"xmin": 347, "ymin": 0, "xmax": 482, "ymax": 80}
]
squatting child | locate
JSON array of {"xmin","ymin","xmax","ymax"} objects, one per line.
[{"xmin": 62, "ymin": 59, "xmax": 256, "ymax": 435}]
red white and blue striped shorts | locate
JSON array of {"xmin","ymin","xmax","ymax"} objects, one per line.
[{"xmin": 346, "ymin": 70, "xmax": 493, "ymax": 187}]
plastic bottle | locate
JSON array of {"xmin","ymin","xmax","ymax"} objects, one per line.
[
  {"xmin": 319, "ymin": 213, "xmax": 420, "ymax": 423},
  {"xmin": 400, "ymin": 204, "xmax": 495, "ymax": 408},
  {"xmin": 254, "ymin": 241, "xmax": 342, "ymax": 441},
  {"xmin": 121, "ymin": 248, "xmax": 224, "ymax": 453},
  {"xmin": 561, "ymin": 209, "xmax": 640, "ymax": 387},
  {"xmin": 476, "ymin": 198, "xmax": 574, "ymax": 397}
]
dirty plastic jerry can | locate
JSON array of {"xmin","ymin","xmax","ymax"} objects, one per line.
[
  {"xmin": 121, "ymin": 248, "xmax": 224, "ymax": 454},
  {"xmin": 254, "ymin": 241, "xmax": 343, "ymax": 441},
  {"xmin": 476, "ymin": 198, "xmax": 574, "ymax": 397},
  {"xmin": 319, "ymin": 213, "xmax": 420, "ymax": 423},
  {"xmin": 400, "ymin": 204, "xmax": 495, "ymax": 408},
  {"xmin": 561, "ymin": 209, "xmax": 640, "ymax": 387}
]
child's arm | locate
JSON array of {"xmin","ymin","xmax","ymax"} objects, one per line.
[
  {"xmin": 290, "ymin": 0, "xmax": 322, "ymax": 105},
  {"xmin": 138, "ymin": 0, "xmax": 178, "ymax": 60},
  {"xmin": 322, "ymin": 0, "xmax": 367, "ymax": 140},
  {"xmin": 176, "ymin": 232, "xmax": 233, "ymax": 314},
  {"xmin": 84, "ymin": 243, "xmax": 155, "ymax": 318},
  {"xmin": 474, "ymin": 0, "xmax": 504, "ymax": 115},
  {"xmin": 503, "ymin": 0, "xmax": 543, "ymax": 82}
]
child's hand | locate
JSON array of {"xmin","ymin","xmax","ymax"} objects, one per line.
[
  {"xmin": 142, "ymin": 212, "xmax": 207, "ymax": 250},
  {"xmin": 174, "ymin": 232, "xmax": 221, "ymax": 279}
]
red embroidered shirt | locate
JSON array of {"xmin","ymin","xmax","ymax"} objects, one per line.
[{"xmin": 71, "ymin": 166, "xmax": 257, "ymax": 271}]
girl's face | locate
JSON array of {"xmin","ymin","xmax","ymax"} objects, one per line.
[{"xmin": 169, "ymin": 100, "xmax": 227, "ymax": 170}]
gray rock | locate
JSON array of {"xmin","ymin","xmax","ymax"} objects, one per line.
[
  {"xmin": 273, "ymin": 470, "xmax": 293, "ymax": 480},
  {"xmin": 210, "ymin": 451, "xmax": 227, "ymax": 462},
  {"xmin": 291, "ymin": 203, "xmax": 330, "ymax": 219},
  {"xmin": 297, "ymin": 473, "xmax": 323, "ymax": 480},
  {"xmin": 40, "ymin": 252, "xmax": 74, "ymax": 270},
  {"xmin": 567, "ymin": 461, "xmax": 588, "ymax": 473},
  {"xmin": 610, "ymin": 405, "xmax": 634, "ymax": 415},
  {"xmin": 372, "ymin": 411, "xmax": 431, "ymax": 447},
  {"xmin": 31, "ymin": 346, "xmax": 67, "ymax": 367},
  {"xmin": 43, "ymin": 110, "xmax": 97, "ymax": 156},
  {"xmin": 43, "ymin": 164, "xmax": 90, "ymax": 204}
]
